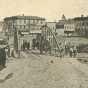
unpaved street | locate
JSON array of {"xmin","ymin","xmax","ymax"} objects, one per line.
[{"xmin": 0, "ymin": 51, "xmax": 88, "ymax": 88}]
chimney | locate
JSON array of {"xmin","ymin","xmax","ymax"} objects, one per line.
[
  {"xmin": 81, "ymin": 14, "xmax": 84, "ymax": 17},
  {"xmin": 22, "ymin": 14, "xmax": 24, "ymax": 16}
]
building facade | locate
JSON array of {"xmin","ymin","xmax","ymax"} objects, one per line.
[
  {"xmin": 4, "ymin": 15, "xmax": 46, "ymax": 36},
  {"xmin": 4, "ymin": 15, "xmax": 46, "ymax": 56},
  {"xmin": 47, "ymin": 22, "xmax": 56, "ymax": 33},
  {"xmin": 64, "ymin": 19, "xmax": 75, "ymax": 36},
  {"xmin": 74, "ymin": 17, "xmax": 88, "ymax": 37},
  {"xmin": 41, "ymin": 25, "xmax": 58, "ymax": 50},
  {"xmin": 56, "ymin": 14, "xmax": 66, "ymax": 36},
  {"xmin": 64, "ymin": 16, "xmax": 88, "ymax": 37}
]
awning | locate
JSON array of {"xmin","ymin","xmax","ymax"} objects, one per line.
[
  {"xmin": 30, "ymin": 30, "xmax": 41, "ymax": 34},
  {"xmin": 21, "ymin": 32, "xmax": 29, "ymax": 35}
]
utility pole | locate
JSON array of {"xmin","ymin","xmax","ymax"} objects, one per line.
[
  {"xmin": 18, "ymin": 33, "xmax": 21, "ymax": 58},
  {"xmin": 14, "ymin": 26, "xmax": 18, "ymax": 53}
]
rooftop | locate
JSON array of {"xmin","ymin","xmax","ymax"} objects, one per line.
[
  {"xmin": 65, "ymin": 19, "xmax": 75, "ymax": 24},
  {"xmin": 4, "ymin": 16, "xmax": 46, "ymax": 20},
  {"xmin": 74, "ymin": 16, "xmax": 88, "ymax": 21}
]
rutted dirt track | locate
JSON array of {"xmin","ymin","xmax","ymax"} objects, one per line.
[{"xmin": 0, "ymin": 51, "xmax": 88, "ymax": 88}]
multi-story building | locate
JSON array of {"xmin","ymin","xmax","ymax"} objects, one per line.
[
  {"xmin": 74, "ymin": 17, "xmax": 88, "ymax": 37},
  {"xmin": 56, "ymin": 14, "xmax": 66, "ymax": 36},
  {"xmin": 64, "ymin": 19, "xmax": 75, "ymax": 36},
  {"xmin": 4, "ymin": 15, "xmax": 46, "ymax": 56},
  {"xmin": 47, "ymin": 22, "xmax": 56, "ymax": 33},
  {"xmin": 4, "ymin": 15, "xmax": 46, "ymax": 36},
  {"xmin": 64, "ymin": 16, "xmax": 88, "ymax": 37},
  {"xmin": 41, "ymin": 25, "xmax": 57, "ymax": 51}
]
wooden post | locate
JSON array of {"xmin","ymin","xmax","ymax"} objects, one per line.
[{"xmin": 14, "ymin": 27, "xmax": 18, "ymax": 53}]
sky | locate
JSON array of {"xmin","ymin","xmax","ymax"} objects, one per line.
[{"xmin": 0, "ymin": 0, "xmax": 88, "ymax": 21}]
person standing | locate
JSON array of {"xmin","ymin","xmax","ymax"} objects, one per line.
[
  {"xmin": 65, "ymin": 45, "xmax": 69, "ymax": 55},
  {"xmin": 27, "ymin": 42, "xmax": 30, "ymax": 50},
  {"xmin": 69, "ymin": 47, "xmax": 73, "ymax": 57},
  {"xmin": 0, "ymin": 48, "xmax": 6, "ymax": 68},
  {"xmin": 11, "ymin": 49, "xmax": 15, "ymax": 58},
  {"xmin": 36, "ymin": 41, "xmax": 39, "ymax": 49},
  {"xmin": 59, "ymin": 47, "xmax": 64, "ymax": 58},
  {"xmin": 32, "ymin": 39, "xmax": 36, "ymax": 49},
  {"xmin": 7, "ymin": 45, "xmax": 10, "ymax": 57},
  {"xmin": 73, "ymin": 46, "xmax": 77, "ymax": 58},
  {"xmin": 39, "ymin": 36, "xmax": 45, "ymax": 54}
]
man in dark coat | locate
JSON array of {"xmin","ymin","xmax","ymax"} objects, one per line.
[
  {"xmin": 0, "ymin": 48, "xmax": 6, "ymax": 68},
  {"xmin": 73, "ymin": 46, "xmax": 77, "ymax": 58},
  {"xmin": 32, "ymin": 39, "xmax": 36, "ymax": 49},
  {"xmin": 27, "ymin": 42, "xmax": 30, "ymax": 50},
  {"xmin": 39, "ymin": 36, "xmax": 45, "ymax": 54}
]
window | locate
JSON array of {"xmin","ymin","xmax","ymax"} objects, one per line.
[
  {"xmin": 82, "ymin": 22, "xmax": 84, "ymax": 26},
  {"xmin": 37, "ymin": 20, "xmax": 39, "ymax": 24},
  {"xmin": 24, "ymin": 20, "xmax": 26, "ymax": 24},
  {"xmin": 41, "ymin": 20, "xmax": 43, "ymax": 24},
  {"xmin": 24, "ymin": 25, "xmax": 25, "ymax": 29},
  {"xmin": 33, "ymin": 20, "xmax": 36, "ymax": 24},
  {"xmin": 19, "ymin": 20, "xmax": 22, "ymax": 24},
  {"xmin": 30, "ymin": 20, "xmax": 33, "ymax": 24},
  {"xmin": 32, "ymin": 20, "xmax": 34, "ymax": 24},
  {"xmin": 20, "ymin": 25, "xmax": 22, "ymax": 29},
  {"xmin": 65, "ymin": 26, "xmax": 66, "ymax": 29}
]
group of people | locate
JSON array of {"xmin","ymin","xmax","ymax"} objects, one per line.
[
  {"xmin": 69, "ymin": 46, "xmax": 78, "ymax": 58},
  {"xmin": 32, "ymin": 39, "xmax": 39, "ymax": 49},
  {"xmin": 21, "ymin": 40, "xmax": 30, "ymax": 51},
  {"xmin": 31, "ymin": 37, "xmax": 51, "ymax": 54},
  {"xmin": 65, "ymin": 44, "xmax": 78, "ymax": 58},
  {"xmin": 31, "ymin": 38, "xmax": 78, "ymax": 58},
  {"xmin": 39, "ymin": 37, "xmax": 51, "ymax": 54},
  {"xmin": 21, "ymin": 38, "xmax": 78, "ymax": 58}
]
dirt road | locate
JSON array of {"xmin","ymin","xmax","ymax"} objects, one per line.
[{"xmin": 0, "ymin": 51, "xmax": 88, "ymax": 88}]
